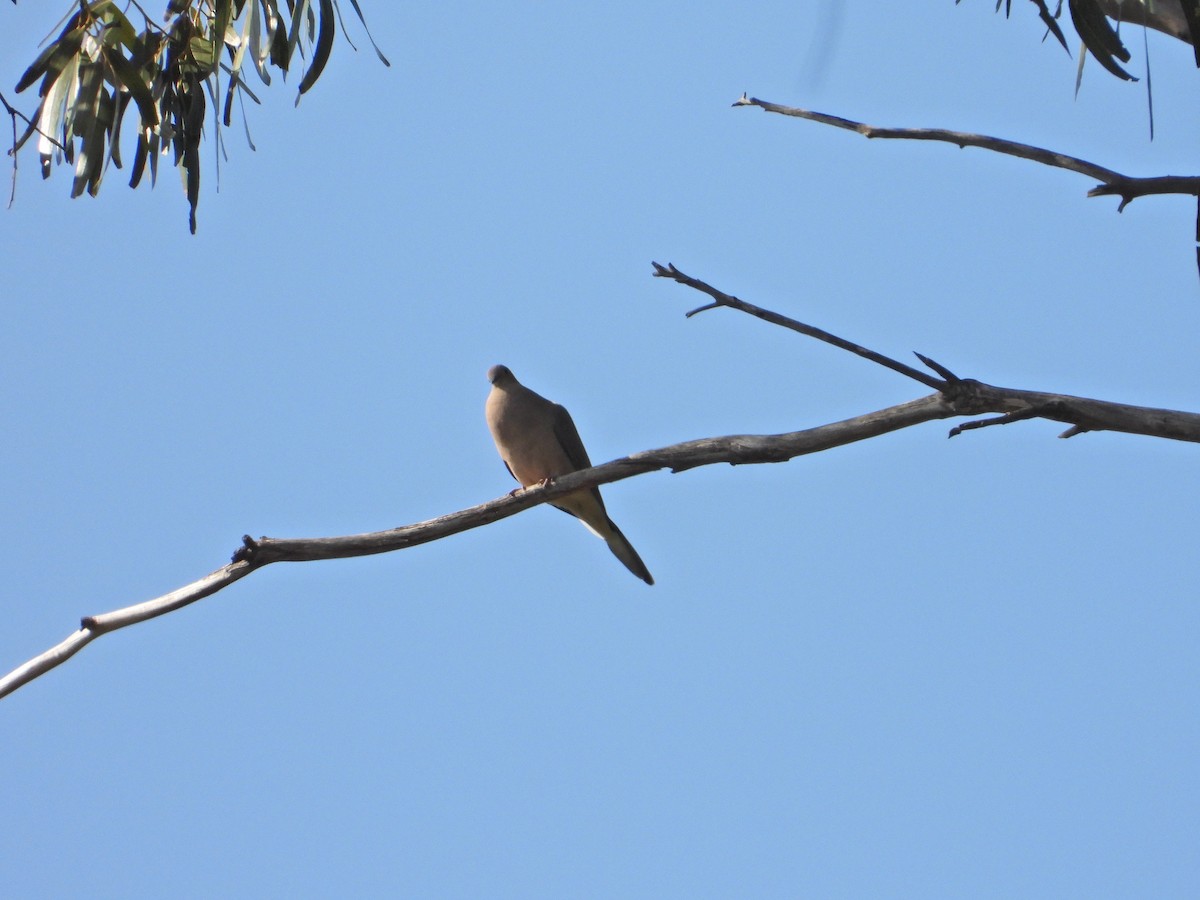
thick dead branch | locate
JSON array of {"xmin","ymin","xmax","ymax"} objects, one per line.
[
  {"xmin": 0, "ymin": 393, "xmax": 954, "ymax": 701},
  {"xmin": 732, "ymin": 94, "xmax": 1200, "ymax": 211},
  {"xmin": 7, "ymin": 265, "xmax": 1200, "ymax": 701}
]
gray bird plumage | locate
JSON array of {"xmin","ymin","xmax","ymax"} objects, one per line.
[{"xmin": 485, "ymin": 364, "xmax": 654, "ymax": 585}]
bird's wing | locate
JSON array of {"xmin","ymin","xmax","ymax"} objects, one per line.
[{"xmin": 550, "ymin": 402, "xmax": 593, "ymax": 470}]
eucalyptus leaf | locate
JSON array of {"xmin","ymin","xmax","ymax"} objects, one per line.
[
  {"xmin": 297, "ymin": 0, "xmax": 334, "ymax": 100},
  {"xmin": 1067, "ymin": 0, "xmax": 1136, "ymax": 81},
  {"xmin": 246, "ymin": 0, "xmax": 273, "ymax": 85},
  {"xmin": 69, "ymin": 62, "xmax": 106, "ymax": 198},
  {"xmin": 36, "ymin": 53, "xmax": 80, "ymax": 171},
  {"xmin": 102, "ymin": 44, "xmax": 160, "ymax": 130},
  {"xmin": 189, "ymin": 36, "xmax": 218, "ymax": 73},
  {"xmin": 343, "ymin": 0, "xmax": 390, "ymax": 66},
  {"xmin": 284, "ymin": 0, "xmax": 311, "ymax": 72},
  {"xmin": 15, "ymin": 26, "xmax": 85, "ymax": 94},
  {"xmin": 109, "ymin": 89, "xmax": 128, "ymax": 169},
  {"xmin": 213, "ymin": 0, "xmax": 234, "ymax": 73}
]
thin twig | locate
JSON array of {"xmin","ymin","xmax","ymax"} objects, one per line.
[
  {"xmin": 0, "ymin": 88, "xmax": 65, "ymax": 207},
  {"xmin": 2, "ymin": 90, "xmax": 16, "ymax": 208},
  {"xmin": 947, "ymin": 406, "xmax": 1048, "ymax": 437},
  {"xmin": 1, "ymin": 89, "xmax": 67, "ymax": 153},
  {"xmin": 125, "ymin": 0, "xmax": 172, "ymax": 35},
  {"xmin": 651, "ymin": 262, "xmax": 946, "ymax": 390}
]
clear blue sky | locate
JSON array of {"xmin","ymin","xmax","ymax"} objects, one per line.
[{"xmin": 3, "ymin": 3, "xmax": 1199, "ymax": 897}]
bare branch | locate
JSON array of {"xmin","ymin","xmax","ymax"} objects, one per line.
[
  {"xmin": 0, "ymin": 87, "xmax": 66, "ymax": 209},
  {"xmin": 7, "ymin": 268, "xmax": 1200, "ymax": 701},
  {"xmin": 1085, "ymin": 175, "xmax": 1200, "ymax": 208},
  {"xmin": 654, "ymin": 261, "xmax": 1200, "ymax": 444},
  {"xmin": 941, "ymin": 384, "xmax": 1200, "ymax": 441},
  {"xmin": 947, "ymin": 406, "xmax": 1062, "ymax": 438},
  {"xmin": 733, "ymin": 94, "xmax": 1122, "ymax": 181},
  {"xmin": 1, "ymin": 565, "xmax": 256, "ymax": 701},
  {"xmin": 0, "ymin": 393, "xmax": 953, "ymax": 701},
  {"xmin": 651, "ymin": 262, "xmax": 945, "ymax": 390},
  {"xmin": 2, "ymin": 90, "xmax": 16, "ymax": 209},
  {"xmin": 732, "ymin": 94, "xmax": 1200, "ymax": 211}
]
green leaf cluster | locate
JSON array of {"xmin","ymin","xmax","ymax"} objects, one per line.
[{"xmin": 12, "ymin": 0, "xmax": 388, "ymax": 233}]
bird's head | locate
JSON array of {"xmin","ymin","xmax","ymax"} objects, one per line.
[{"xmin": 487, "ymin": 364, "xmax": 515, "ymax": 386}]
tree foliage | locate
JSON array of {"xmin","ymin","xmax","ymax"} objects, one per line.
[
  {"xmin": 982, "ymin": 0, "xmax": 1200, "ymax": 77},
  {"xmin": 7, "ymin": 0, "xmax": 387, "ymax": 232}
]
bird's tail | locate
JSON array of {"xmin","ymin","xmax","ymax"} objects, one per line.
[{"xmin": 604, "ymin": 518, "xmax": 654, "ymax": 585}]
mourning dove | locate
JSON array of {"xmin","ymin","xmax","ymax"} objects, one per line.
[{"xmin": 486, "ymin": 364, "xmax": 654, "ymax": 585}]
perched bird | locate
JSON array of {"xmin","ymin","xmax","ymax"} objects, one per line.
[{"xmin": 485, "ymin": 364, "xmax": 654, "ymax": 585}]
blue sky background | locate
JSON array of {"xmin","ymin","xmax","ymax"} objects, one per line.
[{"xmin": 3, "ymin": 2, "xmax": 1199, "ymax": 897}]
